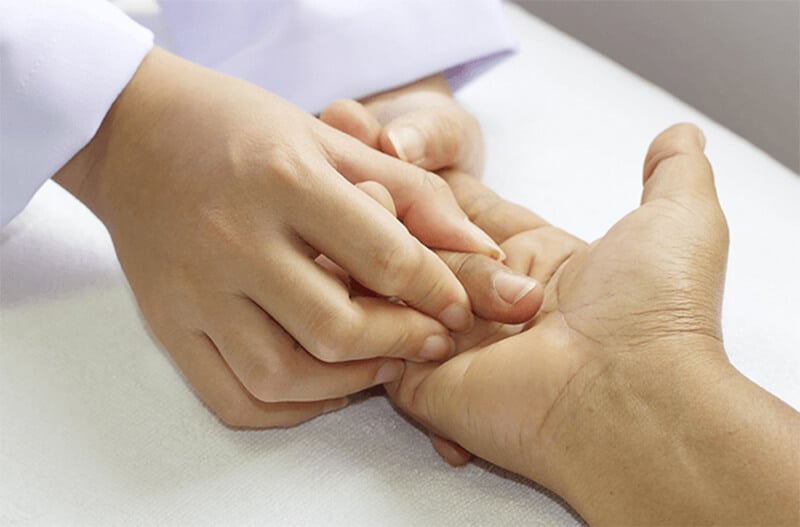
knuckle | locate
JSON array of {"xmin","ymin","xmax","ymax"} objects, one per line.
[
  {"xmin": 419, "ymin": 170, "xmax": 449, "ymax": 196},
  {"xmin": 219, "ymin": 332, "xmax": 290, "ymax": 403},
  {"xmin": 455, "ymin": 252, "xmax": 484, "ymax": 279},
  {"xmin": 262, "ymin": 144, "xmax": 316, "ymax": 193},
  {"xmin": 214, "ymin": 398, "xmax": 254, "ymax": 429},
  {"xmin": 375, "ymin": 241, "xmax": 427, "ymax": 297},
  {"xmin": 306, "ymin": 308, "xmax": 359, "ymax": 362},
  {"xmin": 240, "ymin": 356, "xmax": 289, "ymax": 403},
  {"xmin": 383, "ymin": 321, "xmax": 414, "ymax": 358},
  {"xmin": 409, "ymin": 271, "xmax": 451, "ymax": 311},
  {"xmin": 442, "ymin": 251, "xmax": 485, "ymax": 285},
  {"xmin": 266, "ymin": 147, "xmax": 300, "ymax": 182}
]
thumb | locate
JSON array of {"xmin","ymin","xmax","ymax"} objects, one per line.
[
  {"xmin": 641, "ymin": 123, "xmax": 718, "ymax": 206},
  {"xmin": 320, "ymin": 99, "xmax": 382, "ymax": 148},
  {"xmin": 381, "ymin": 107, "xmax": 483, "ymax": 175}
]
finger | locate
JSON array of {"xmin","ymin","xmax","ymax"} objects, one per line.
[
  {"xmin": 206, "ymin": 295, "xmax": 407, "ymax": 402},
  {"xmin": 360, "ymin": 73, "xmax": 453, "ymax": 125},
  {"xmin": 315, "ymin": 253, "xmax": 349, "ymax": 286},
  {"xmin": 437, "ymin": 250, "xmax": 542, "ymax": 324},
  {"xmin": 502, "ymin": 227, "xmax": 585, "ymax": 286},
  {"xmin": 318, "ymin": 180, "xmax": 399, "ymax": 290},
  {"xmin": 287, "ymin": 172, "xmax": 474, "ymax": 332},
  {"xmin": 355, "ymin": 180, "xmax": 396, "ymax": 217},
  {"xmin": 348, "ymin": 180, "xmax": 398, "ymax": 297},
  {"xmin": 438, "ymin": 169, "xmax": 550, "ymax": 244},
  {"xmin": 429, "ymin": 433, "xmax": 473, "ymax": 467},
  {"xmin": 243, "ymin": 236, "xmax": 459, "ymax": 360},
  {"xmin": 320, "ymin": 99, "xmax": 382, "ymax": 148},
  {"xmin": 165, "ymin": 330, "xmax": 347, "ymax": 428},
  {"xmin": 642, "ymin": 123, "xmax": 718, "ymax": 205},
  {"xmin": 380, "ymin": 107, "xmax": 484, "ymax": 175},
  {"xmin": 317, "ymin": 251, "xmax": 382, "ymax": 299},
  {"xmin": 321, "ymin": 127, "xmax": 504, "ymax": 259}
]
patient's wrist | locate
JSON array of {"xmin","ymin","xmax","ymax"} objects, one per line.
[{"xmin": 545, "ymin": 339, "xmax": 799, "ymax": 525}]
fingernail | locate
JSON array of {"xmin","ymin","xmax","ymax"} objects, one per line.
[
  {"xmin": 387, "ymin": 126, "xmax": 426, "ymax": 164},
  {"xmin": 373, "ymin": 360, "xmax": 404, "ymax": 385},
  {"xmin": 323, "ymin": 397, "xmax": 349, "ymax": 413},
  {"xmin": 418, "ymin": 334, "xmax": 455, "ymax": 361},
  {"xmin": 438, "ymin": 303, "xmax": 472, "ymax": 332},
  {"xmin": 493, "ymin": 271, "xmax": 537, "ymax": 304},
  {"xmin": 464, "ymin": 218, "xmax": 506, "ymax": 261}
]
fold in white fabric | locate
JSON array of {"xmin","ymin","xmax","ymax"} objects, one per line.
[
  {"xmin": 0, "ymin": 0, "xmax": 514, "ymax": 227},
  {"xmin": 2, "ymin": 5, "xmax": 797, "ymax": 524}
]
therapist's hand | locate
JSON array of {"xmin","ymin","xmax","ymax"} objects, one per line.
[
  {"xmin": 387, "ymin": 124, "xmax": 800, "ymax": 525},
  {"xmin": 53, "ymin": 48, "xmax": 505, "ymax": 428},
  {"xmin": 322, "ymin": 74, "xmax": 485, "ymax": 178}
]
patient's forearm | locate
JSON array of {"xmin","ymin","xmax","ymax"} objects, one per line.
[{"xmin": 551, "ymin": 354, "xmax": 800, "ymax": 526}]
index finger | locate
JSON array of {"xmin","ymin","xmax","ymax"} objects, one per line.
[
  {"xmin": 321, "ymin": 126, "xmax": 504, "ymax": 259},
  {"xmin": 290, "ymin": 168, "xmax": 475, "ymax": 332},
  {"xmin": 438, "ymin": 169, "xmax": 551, "ymax": 244}
]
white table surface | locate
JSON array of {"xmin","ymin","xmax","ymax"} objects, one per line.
[{"xmin": 2, "ymin": 3, "xmax": 798, "ymax": 525}]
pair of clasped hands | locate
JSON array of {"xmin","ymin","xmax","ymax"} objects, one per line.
[{"xmin": 56, "ymin": 49, "xmax": 798, "ymax": 525}]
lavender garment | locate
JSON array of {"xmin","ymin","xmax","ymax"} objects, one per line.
[{"xmin": 0, "ymin": 0, "xmax": 515, "ymax": 227}]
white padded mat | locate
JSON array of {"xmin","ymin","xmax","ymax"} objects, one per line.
[{"xmin": 2, "ymin": 4, "xmax": 798, "ymax": 525}]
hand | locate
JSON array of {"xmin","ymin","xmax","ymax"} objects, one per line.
[
  {"xmin": 319, "ymin": 91, "xmax": 562, "ymax": 353},
  {"xmin": 387, "ymin": 124, "xmax": 800, "ymax": 524},
  {"xmin": 321, "ymin": 74, "xmax": 485, "ymax": 177},
  {"xmin": 53, "ymin": 48, "xmax": 505, "ymax": 428},
  {"xmin": 319, "ymin": 91, "xmax": 582, "ymax": 462}
]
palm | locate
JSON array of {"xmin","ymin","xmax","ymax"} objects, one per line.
[{"xmin": 390, "ymin": 147, "xmax": 728, "ymax": 487}]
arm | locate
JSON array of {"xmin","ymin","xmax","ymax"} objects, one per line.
[{"xmin": 553, "ymin": 346, "xmax": 799, "ymax": 525}]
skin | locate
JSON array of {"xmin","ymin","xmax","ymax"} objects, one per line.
[
  {"xmin": 321, "ymin": 79, "xmax": 556, "ymax": 457},
  {"xmin": 324, "ymin": 100, "xmax": 799, "ymax": 524},
  {"xmin": 52, "ymin": 48, "xmax": 510, "ymax": 428},
  {"xmin": 50, "ymin": 49, "xmax": 797, "ymax": 521},
  {"xmin": 386, "ymin": 125, "xmax": 800, "ymax": 525},
  {"xmin": 322, "ymin": 73, "xmax": 485, "ymax": 178}
]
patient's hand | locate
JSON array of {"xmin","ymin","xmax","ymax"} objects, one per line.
[
  {"xmin": 321, "ymin": 74, "xmax": 485, "ymax": 178},
  {"xmin": 386, "ymin": 125, "xmax": 800, "ymax": 525}
]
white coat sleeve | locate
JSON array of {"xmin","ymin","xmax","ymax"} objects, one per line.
[
  {"xmin": 157, "ymin": 0, "xmax": 516, "ymax": 114},
  {"xmin": 0, "ymin": 0, "xmax": 153, "ymax": 227}
]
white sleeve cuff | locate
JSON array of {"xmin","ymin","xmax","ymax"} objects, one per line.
[
  {"xmin": 1, "ymin": 0, "xmax": 153, "ymax": 227},
  {"xmin": 158, "ymin": 0, "xmax": 516, "ymax": 113}
]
